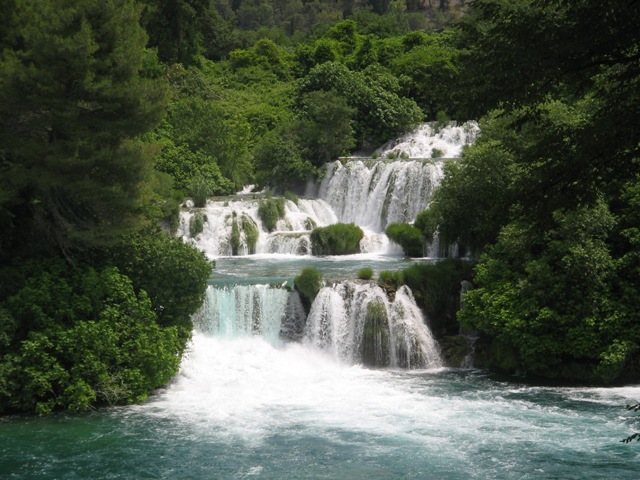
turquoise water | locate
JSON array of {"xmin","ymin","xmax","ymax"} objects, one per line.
[
  {"xmin": 210, "ymin": 254, "xmax": 432, "ymax": 287},
  {"xmin": 2, "ymin": 343, "xmax": 639, "ymax": 479},
  {"xmin": 3, "ymin": 257, "xmax": 639, "ymax": 479}
]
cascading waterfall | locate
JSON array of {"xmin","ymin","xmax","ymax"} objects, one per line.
[
  {"xmin": 194, "ymin": 281, "xmax": 442, "ymax": 369},
  {"xmin": 311, "ymin": 121, "xmax": 479, "ymax": 231},
  {"xmin": 177, "ymin": 198, "xmax": 338, "ymax": 257},
  {"xmin": 179, "ymin": 121, "xmax": 479, "ymax": 256},
  {"xmin": 314, "ymin": 159, "xmax": 444, "ymax": 231},
  {"xmin": 304, "ymin": 281, "xmax": 442, "ymax": 368},
  {"xmin": 194, "ymin": 284, "xmax": 302, "ymax": 345},
  {"xmin": 376, "ymin": 121, "xmax": 480, "ymax": 159}
]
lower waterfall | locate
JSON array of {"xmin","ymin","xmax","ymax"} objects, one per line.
[{"xmin": 196, "ymin": 282, "xmax": 443, "ymax": 369}]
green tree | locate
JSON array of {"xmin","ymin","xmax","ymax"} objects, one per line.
[
  {"xmin": 297, "ymin": 62, "xmax": 422, "ymax": 147},
  {"xmin": 104, "ymin": 229, "xmax": 213, "ymax": 346},
  {"xmin": 295, "ymin": 89, "xmax": 356, "ymax": 165},
  {"xmin": 142, "ymin": 0, "xmax": 210, "ymax": 65},
  {"xmin": 0, "ymin": 0, "xmax": 168, "ymax": 259}
]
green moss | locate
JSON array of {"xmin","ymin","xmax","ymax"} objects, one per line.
[
  {"xmin": 361, "ymin": 300, "xmax": 390, "ymax": 367},
  {"xmin": 258, "ymin": 197, "xmax": 286, "ymax": 232},
  {"xmin": 241, "ymin": 214, "xmax": 259, "ymax": 254},
  {"xmin": 230, "ymin": 212, "xmax": 241, "ymax": 256},
  {"xmin": 188, "ymin": 211, "xmax": 207, "ymax": 238}
]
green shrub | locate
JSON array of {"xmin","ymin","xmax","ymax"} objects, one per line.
[
  {"xmin": 431, "ymin": 148, "xmax": 444, "ymax": 158},
  {"xmin": 294, "ymin": 267, "xmax": 323, "ymax": 309},
  {"xmin": 258, "ymin": 197, "xmax": 286, "ymax": 232},
  {"xmin": 189, "ymin": 212, "xmax": 207, "ymax": 238},
  {"xmin": 358, "ymin": 267, "xmax": 374, "ymax": 280},
  {"xmin": 378, "ymin": 270, "xmax": 403, "ymax": 288},
  {"xmin": 188, "ymin": 176, "xmax": 212, "ymax": 208},
  {"xmin": 415, "ymin": 208, "xmax": 437, "ymax": 243},
  {"xmin": 0, "ymin": 260, "xmax": 184, "ymax": 414},
  {"xmin": 385, "ymin": 223, "xmax": 425, "ymax": 257},
  {"xmin": 310, "ymin": 223, "xmax": 363, "ymax": 255}
]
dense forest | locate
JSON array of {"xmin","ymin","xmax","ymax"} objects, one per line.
[{"xmin": 1, "ymin": 0, "xmax": 639, "ymax": 414}]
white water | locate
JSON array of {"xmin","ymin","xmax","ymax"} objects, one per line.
[
  {"xmin": 194, "ymin": 281, "xmax": 442, "ymax": 369},
  {"xmin": 375, "ymin": 120, "xmax": 480, "ymax": 159},
  {"xmin": 306, "ymin": 282, "xmax": 442, "ymax": 368},
  {"xmin": 315, "ymin": 159, "xmax": 444, "ymax": 231}
]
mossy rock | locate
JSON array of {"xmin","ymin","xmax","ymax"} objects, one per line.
[{"xmin": 361, "ymin": 300, "xmax": 390, "ymax": 367}]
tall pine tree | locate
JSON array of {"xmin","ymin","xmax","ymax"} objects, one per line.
[{"xmin": 0, "ymin": 0, "xmax": 168, "ymax": 259}]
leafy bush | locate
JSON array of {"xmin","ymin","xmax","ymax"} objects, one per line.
[
  {"xmin": 358, "ymin": 267, "xmax": 374, "ymax": 280},
  {"xmin": 378, "ymin": 270, "xmax": 403, "ymax": 288},
  {"xmin": 106, "ymin": 229, "xmax": 212, "ymax": 345},
  {"xmin": 294, "ymin": 267, "xmax": 323, "ymax": 310},
  {"xmin": 385, "ymin": 223, "xmax": 424, "ymax": 257},
  {"xmin": 310, "ymin": 223, "xmax": 363, "ymax": 255},
  {"xmin": 258, "ymin": 197, "xmax": 286, "ymax": 232},
  {"xmin": 431, "ymin": 148, "xmax": 444, "ymax": 158},
  {"xmin": 0, "ymin": 260, "xmax": 183, "ymax": 414},
  {"xmin": 189, "ymin": 176, "xmax": 212, "ymax": 208}
]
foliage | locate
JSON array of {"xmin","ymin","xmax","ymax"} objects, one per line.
[
  {"xmin": 385, "ymin": 223, "xmax": 424, "ymax": 257},
  {"xmin": 0, "ymin": 260, "xmax": 181, "ymax": 414},
  {"xmin": 141, "ymin": 0, "xmax": 211, "ymax": 65},
  {"xmin": 253, "ymin": 125, "xmax": 316, "ymax": 193},
  {"xmin": 242, "ymin": 214, "xmax": 260, "ymax": 254},
  {"xmin": 416, "ymin": 112, "xmax": 519, "ymax": 254},
  {"xmin": 296, "ymin": 62, "xmax": 423, "ymax": 147},
  {"xmin": 105, "ymin": 229, "xmax": 212, "ymax": 346},
  {"xmin": 378, "ymin": 270, "xmax": 403, "ymax": 288},
  {"xmin": 294, "ymin": 267, "xmax": 323, "ymax": 310},
  {"xmin": 258, "ymin": 197, "xmax": 286, "ymax": 232},
  {"xmin": 417, "ymin": 0, "xmax": 640, "ymax": 382},
  {"xmin": 458, "ymin": 200, "xmax": 640, "ymax": 382},
  {"xmin": 358, "ymin": 268, "xmax": 374, "ymax": 280},
  {"xmin": 0, "ymin": 0, "xmax": 168, "ymax": 258},
  {"xmin": 295, "ymin": 89, "xmax": 356, "ymax": 165},
  {"xmin": 401, "ymin": 259, "xmax": 474, "ymax": 337},
  {"xmin": 310, "ymin": 223, "xmax": 364, "ymax": 255}
]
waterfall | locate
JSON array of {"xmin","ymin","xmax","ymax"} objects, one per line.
[
  {"xmin": 304, "ymin": 281, "xmax": 442, "ymax": 369},
  {"xmin": 177, "ymin": 198, "xmax": 337, "ymax": 257},
  {"xmin": 194, "ymin": 285, "xmax": 304, "ymax": 345},
  {"xmin": 193, "ymin": 281, "xmax": 442, "ymax": 369},
  {"xmin": 376, "ymin": 121, "xmax": 480, "ymax": 159},
  {"xmin": 315, "ymin": 159, "xmax": 444, "ymax": 231}
]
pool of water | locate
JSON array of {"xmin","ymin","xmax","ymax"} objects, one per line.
[{"xmin": 2, "ymin": 333, "xmax": 639, "ymax": 479}]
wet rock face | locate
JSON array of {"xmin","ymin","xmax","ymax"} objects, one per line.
[{"xmin": 439, "ymin": 335, "xmax": 474, "ymax": 368}]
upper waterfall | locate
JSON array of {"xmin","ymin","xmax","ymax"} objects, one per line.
[
  {"xmin": 178, "ymin": 121, "xmax": 480, "ymax": 256},
  {"xmin": 375, "ymin": 121, "xmax": 479, "ymax": 159},
  {"xmin": 314, "ymin": 159, "xmax": 443, "ymax": 231}
]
